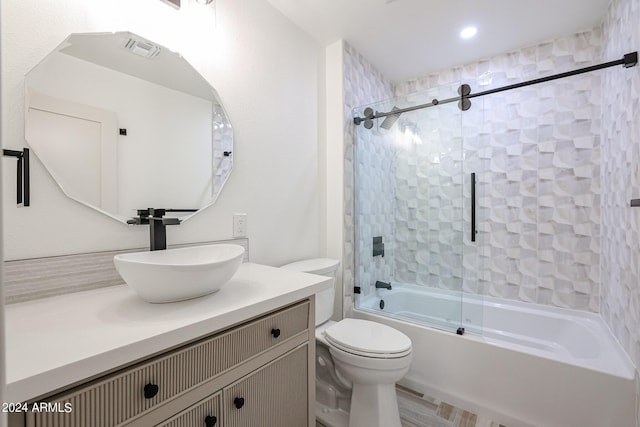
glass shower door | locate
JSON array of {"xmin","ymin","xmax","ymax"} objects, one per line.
[{"xmin": 353, "ymin": 82, "xmax": 467, "ymax": 334}]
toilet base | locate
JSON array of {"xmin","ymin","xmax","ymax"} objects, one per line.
[
  {"xmin": 316, "ymin": 383, "xmax": 402, "ymax": 427},
  {"xmin": 316, "ymin": 400, "xmax": 349, "ymax": 427},
  {"xmin": 348, "ymin": 382, "xmax": 402, "ymax": 427}
]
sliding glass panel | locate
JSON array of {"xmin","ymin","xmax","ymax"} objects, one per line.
[{"xmin": 353, "ymin": 82, "xmax": 468, "ymax": 334}]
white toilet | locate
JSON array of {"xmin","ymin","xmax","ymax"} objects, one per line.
[{"xmin": 281, "ymin": 259, "xmax": 412, "ymax": 427}]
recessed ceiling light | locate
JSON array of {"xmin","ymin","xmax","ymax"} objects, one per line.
[{"xmin": 460, "ymin": 26, "xmax": 478, "ymax": 40}]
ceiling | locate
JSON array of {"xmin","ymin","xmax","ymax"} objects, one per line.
[{"xmin": 266, "ymin": 0, "xmax": 611, "ymax": 82}]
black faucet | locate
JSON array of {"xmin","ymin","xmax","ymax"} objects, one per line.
[
  {"xmin": 375, "ymin": 280, "xmax": 392, "ymax": 290},
  {"xmin": 127, "ymin": 208, "xmax": 197, "ymax": 251}
]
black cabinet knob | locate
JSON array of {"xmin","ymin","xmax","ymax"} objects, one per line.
[
  {"xmin": 271, "ymin": 328, "xmax": 281, "ymax": 338},
  {"xmin": 143, "ymin": 383, "xmax": 159, "ymax": 399},
  {"xmin": 204, "ymin": 415, "xmax": 217, "ymax": 427},
  {"xmin": 234, "ymin": 397, "xmax": 245, "ymax": 409}
]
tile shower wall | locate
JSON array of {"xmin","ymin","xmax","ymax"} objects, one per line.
[
  {"xmin": 343, "ymin": 43, "xmax": 395, "ymax": 300},
  {"xmin": 345, "ymin": 31, "xmax": 605, "ymax": 312},
  {"xmin": 393, "ymin": 30, "xmax": 603, "ymax": 312},
  {"xmin": 601, "ymin": 0, "xmax": 640, "ymax": 375},
  {"xmin": 391, "ymin": 86, "xmax": 466, "ymax": 292}
]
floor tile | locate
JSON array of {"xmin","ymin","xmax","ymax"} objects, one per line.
[{"xmin": 397, "ymin": 386, "xmax": 507, "ymax": 427}]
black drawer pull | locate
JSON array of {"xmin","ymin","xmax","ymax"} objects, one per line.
[
  {"xmin": 234, "ymin": 397, "xmax": 245, "ymax": 409},
  {"xmin": 271, "ymin": 328, "xmax": 281, "ymax": 338},
  {"xmin": 204, "ymin": 415, "xmax": 217, "ymax": 426},
  {"xmin": 143, "ymin": 383, "xmax": 159, "ymax": 399}
]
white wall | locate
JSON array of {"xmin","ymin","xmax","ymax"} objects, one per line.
[
  {"xmin": 1, "ymin": 0, "xmax": 325, "ymax": 267},
  {"xmin": 324, "ymin": 40, "xmax": 345, "ymax": 319},
  {"xmin": 0, "ymin": 4, "xmax": 6, "ymax": 424}
]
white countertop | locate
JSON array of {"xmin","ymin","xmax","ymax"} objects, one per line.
[{"xmin": 5, "ymin": 263, "xmax": 331, "ymax": 402}]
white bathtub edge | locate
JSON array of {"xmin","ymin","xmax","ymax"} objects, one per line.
[{"xmin": 354, "ymin": 308, "xmax": 637, "ymax": 427}]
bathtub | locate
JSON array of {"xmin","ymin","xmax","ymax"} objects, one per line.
[{"xmin": 355, "ymin": 284, "xmax": 637, "ymax": 427}]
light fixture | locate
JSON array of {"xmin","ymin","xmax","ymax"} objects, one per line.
[
  {"xmin": 460, "ymin": 26, "xmax": 478, "ymax": 40},
  {"xmin": 195, "ymin": 0, "xmax": 214, "ymax": 4},
  {"xmin": 478, "ymin": 70, "xmax": 493, "ymax": 86},
  {"xmin": 160, "ymin": 0, "xmax": 181, "ymax": 9}
]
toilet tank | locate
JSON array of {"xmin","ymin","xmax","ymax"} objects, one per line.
[{"xmin": 280, "ymin": 258, "xmax": 339, "ymax": 326}]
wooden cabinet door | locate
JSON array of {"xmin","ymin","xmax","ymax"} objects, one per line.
[
  {"xmin": 223, "ymin": 345, "xmax": 308, "ymax": 427},
  {"xmin": 156, "ymin": 391, "xmax": 222, "ymax": 427}
]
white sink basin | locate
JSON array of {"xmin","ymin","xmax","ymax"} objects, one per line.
[{"xmin": 114, "ymin": 244, "xmax": 245, "ymax": 303}]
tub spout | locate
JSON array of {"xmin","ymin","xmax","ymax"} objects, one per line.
[{"xmin": 375, "ymin": 280, "xmax": 392, "ymax": 290}]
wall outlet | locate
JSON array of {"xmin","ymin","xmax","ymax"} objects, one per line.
[{"xmin": 233, "ymin": 213, "xmax": 247, "ymax": 238}]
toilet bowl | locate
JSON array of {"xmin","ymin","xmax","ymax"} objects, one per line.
[
  {"xmin": 323, "ymin": 318, "xmax": 412, "ymax": 427},
  {"xmin": 281, "ymin": 259, "xmax": 412, "ymax": 427}
]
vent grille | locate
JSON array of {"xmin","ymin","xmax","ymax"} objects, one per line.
[{"xmin": 124, "ymin": 38, "xmax": 161, "ymax": 59}]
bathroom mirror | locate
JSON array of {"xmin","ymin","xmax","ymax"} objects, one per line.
[{"xmin": 24, "ymin": 31, "xmax": 233, "ymax": 223}]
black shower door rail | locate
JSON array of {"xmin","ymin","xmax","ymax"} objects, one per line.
[{"xmin": 353, "ymin": 51, "xmax": 638, "ymax": 124}]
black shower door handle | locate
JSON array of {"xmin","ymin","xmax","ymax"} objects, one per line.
[{"xmin": 471, "ymin": 173, "xmax": 477, "ymax": 242}]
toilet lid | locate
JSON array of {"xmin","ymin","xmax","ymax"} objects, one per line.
[
  {"xmin": 280, "ymin": 258, "xmax": 339, "ymax": 275},
  {"xmin": 323, "ymin": 319, "xmax": 412, "ymax": 357}
]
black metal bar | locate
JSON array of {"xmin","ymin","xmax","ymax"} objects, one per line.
[
  {"xmin": 23, "ymin": 148, "xmax": 30, "ymax": 206},
  {"xmin": 3, "ymin": 148, "xmax": 30, "ymax": 206},
  {"xmin": 353, "ymin": 52, "xmax": 638, "ymax": 124},
  {"xmin": 353, "ymin": 95, "xmax": 459, "ymax": 123},
  {"xmin": 471, "ymin": 172, "xmax": 477, "ymax": 242},
  {"xmin": 3, "ymin": 149, "xmax": 23, "ymax": 157},
  {"xmin": 149, "ymin": 208, "xmax": 168, "ymax": 251},
  {"xmin": 631, "ymin": 199, "xmax": 640, "ymax": 207},
  {"xmin": 468, "ymin": 56, "xmax": 633, "ymax": 100},
  {"xmin": 16, "ymin": 156, "xmax": 23, "ymax": 205}
]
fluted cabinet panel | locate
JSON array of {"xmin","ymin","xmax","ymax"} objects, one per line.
[
  {"xmin": 157, "ymin": 393, "xmax": 221, "ymax": 427},
  {"xmin": 223, "ymin": 345, "xmax": 308, "ymax": 427}
]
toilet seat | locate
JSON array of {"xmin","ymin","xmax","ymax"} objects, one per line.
[{"xmin": 323, "ymin": 318, "xmax": 412, "ymax": 359}]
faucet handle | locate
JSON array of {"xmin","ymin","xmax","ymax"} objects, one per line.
[
  {"xmin": 148, "ymin": 208, "xmax": 166, "ymax": 217},
  {"xmin": 160, "ymin": 217, "xmax": 181, "ymax": 225},
  {"xmin": 128, "ymin": 211, "xmax": 150, "ymax": 225},
  {"xmin": 165, "ymin": 208, "xmax": 198, "ymax": 213}
]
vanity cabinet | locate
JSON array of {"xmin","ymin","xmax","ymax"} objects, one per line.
[
  {"xmin": 157, "ymin": 392, "xmax": 221, "ymax": 427},
  {"xmin": 16, "ymin": 299, "xmax": 313, "ymax": 427},
  {"xmin": 222, "ymin": 345, "xmax": 308, "ymax": 427}
]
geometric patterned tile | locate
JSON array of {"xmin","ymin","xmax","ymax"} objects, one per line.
[
  {"xmin": 351, "ymin": 28, "xmax": 604, "ymax": 313},
  {"xmin": 601, "ymin": 0, "xmax": 640, "ymax": 371},
  {"xmin": 344, "ymin": 0, "xmax": 640, "ymax": 376}
]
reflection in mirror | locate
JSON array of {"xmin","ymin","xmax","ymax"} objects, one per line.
[{"xmin": 25, "ymin": 32, "xmax": 233, "ymax": 223}]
